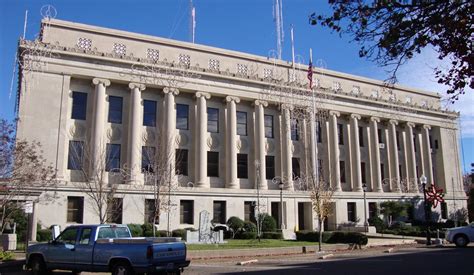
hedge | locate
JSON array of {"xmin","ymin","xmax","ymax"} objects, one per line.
[
  {"xmin": 238, "ymin": 232, "xmax": 257, "ymax": 239},
  {"xmin": 261, "ymin": 232, "xmax": 283, "ymax": 239},
  {"xmin": 296, "ymin": 231, "xmax": 368, "ymax": 245},
  {"xmin": 127, "ymin": 224, "xmax": 143, "ymax": 237},
  {"xmin": 36, "ymin": 229, "xmax": 52, "ymax": 242}
]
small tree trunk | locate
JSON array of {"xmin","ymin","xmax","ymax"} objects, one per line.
[{"xmin": 318, "ymin": 219, "xmax": 323, "ymax": 252}]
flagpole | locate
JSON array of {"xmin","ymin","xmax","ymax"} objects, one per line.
[
  {"xmin": 291, "ymin": 25, "xmax": 295, "ymax": 70},
  {"xmin": 309, "ymin": 47, "xmax": 318, "ymax": 184}
]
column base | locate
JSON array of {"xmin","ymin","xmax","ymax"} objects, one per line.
[
  {"xmin": 353, "ymin": 187, "xmax": 363, "ymax": 192},
  {"xmin": 373, "ymin": 188, "xmax": 383, "ymax": 193},
  {"xmin": 226, "ymin": 182, "xmax": 239, "ymax": 189},
  {"xmin": 195, "ymin": 181, "xmax": 210, "ymax": 188}
]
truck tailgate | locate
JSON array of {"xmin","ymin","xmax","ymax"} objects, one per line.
[{"xmin": 151, "ymin": 242, "xmax": 187, "ymax": 264}]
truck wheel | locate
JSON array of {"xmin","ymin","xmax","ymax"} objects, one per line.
[
  {"xmin": 30, "ymin": 256, "xmax": 47, "ymax": 275},
  {"xmin": 454, "ymin": 235, "xmax": 469, "ymax": 247},
  {"xmin": 112, "ymin": 262, "xmax": 133, "ymax": 275}
]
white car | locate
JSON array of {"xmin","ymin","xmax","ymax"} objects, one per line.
[{"xmin": 446, "ymin": 223, "xmax": 474, "ymax": 247}]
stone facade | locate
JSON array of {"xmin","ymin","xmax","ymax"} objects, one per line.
[{"xmin": 16, "ymin": 19, "xmax": 466, "ymax": 237}]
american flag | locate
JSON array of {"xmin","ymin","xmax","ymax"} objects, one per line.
[{"xmin": 307, "ymin": 61, "xmax": 313, "ymax": 89}]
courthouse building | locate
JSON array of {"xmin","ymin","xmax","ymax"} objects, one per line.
[{"xmin": 16, "ymin": 19, "xmax": 466, "ymax": 237}]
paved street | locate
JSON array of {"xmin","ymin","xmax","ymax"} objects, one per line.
[
  {"xmin": 188, "ymin": 245, "xmax": 473, "ymax": 275},
  {"xmin": 2, "ymin": 245, "xmax": 473, "ymax": 275}
]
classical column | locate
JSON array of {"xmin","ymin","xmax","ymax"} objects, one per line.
[
  {"xmin": 91, "ymin": 78, "xmax": 110, "ymax": 176},
  {"xmin": 350, "ymin": 114, "xmax": 362, "ymax": 192},
  {"xmin": 163, "ymin": 87, "xmax": 179, "ymax": 176},
  {"xmin": 329, "ymin": 111, "xmax": 341, "ymax": 192},
  {"xmin": 195, "ymin": 92, "xmax": 211, "ymax": 188},
  {"xmin": 127, "ymin": 83, "xmax": 146, "ymax": 184},
  {"xmin": 254, "ymin": 100, "xmax": 268, "ymax": 190},
  {"xmin": 281, "ymin": 104, "xmax": 293, "ymax": 190},
  {"xmin": 389, "ymin": 120, "xmax": 401, "ymax": 192},
  {"xmin": 405, "ymin": 122, "xmax": 417, "ymax": 192},
  {"xmin": 370, "ymin": 117, "xmax": 383, "ymax": 192},
  {"xmin": 226, "ymin": 96, "xmax": 240, "ymax": 189},
  {"xmin": 422, "ymin": 125, "xmax": 434, "ymax": 184}
]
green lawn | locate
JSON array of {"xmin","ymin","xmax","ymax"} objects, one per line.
[{"xmin": 187, "ymin": 239, "xmax": 317, "ymax": 250}]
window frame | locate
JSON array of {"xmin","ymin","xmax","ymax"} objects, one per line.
[
  {"xmin": 265, "ymin": 155, "xmax": 275, "ymax": 180},
  {"xmin": 106, "ymin": 144, "xmax": 121, "ymax": 172},
  {"xmin": 143, "ymin": 99, "xmax": 157, "ymax": 127},
  {"xmin": 71, "ymin": 91, "xmax": 88, "ymax": 120},
  {"xmin": 236, "ymin": 111, "xmax": 247, "ymax": 136},
  {"xmin": 207, "ymin": 107, "xmax": 219, "ymax": 133},
  {"xmin": 175, "ymin": 149, "xmax": 188, "ymax": 176},
  {"xmin": 141, "ymin": 146, "xmax": 155, "ymax": 173},
  {"xmin": 108, "ymin": 96, "xmax": 123, "ymax": 124},
  {"xmin": 213, "ymin": 201, "xmax": 226, "ymax": 224},
  {"xmin": 180, "ymin": 200, "xmax": 194, "ymax": 224},
  {"xmin": 67, "ymin": 196, "xmax": 84, "ymax": 224},
  {"xmin": 337, "ymin": 123, "xmax": 344, "ymax": 145},
  {"xmin": 176, "ymin": 104, "xmax": 189, "ymax": 130},
  {"xmin": 264, "ymin": 114, "xmax": 274, "ymax": 138},
  {"xmin": 207, "ymin": 151, "xmax": 219, "ymax": 177},
  {"xmin": 347, "ymin": 202, "xmax": 357, "ymax": 222},
  {"xmin": 68, "ymin": 140, "xmax": 84, "ymax": 170},
  {"xmin": 290, "ymin": 118, "xmax": 299, "ymax": 141},
  {"xmin": 237, "ymin": 153, "xmax": 248, "ymax": 179}
]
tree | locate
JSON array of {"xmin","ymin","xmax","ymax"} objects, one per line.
[
  {"xmin": 380, "ymin": 201, "xmax": 409, "ymax": 226},
  {"xmin": 0, "ymin": 119, "xmax": 56, "ymax": 233},
  {"xmin": 68, "ymin": 140, "xmax": 122, "ymax": 224},
  {"xmin": 140, "ymin": 135, "xmax": 179, "ymax": 237},
  {"xmin": 308, "ymin": 176, "xmax": 334, "ymax": 252},
  {"xmin": 309, "ymin": 1, "xmax": 473, "ymax": 102}
]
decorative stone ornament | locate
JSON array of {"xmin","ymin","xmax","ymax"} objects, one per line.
[
  {"xmin": 113, "ymin": 43, "xmax": 127, "ymax": 56},
  {"xmin": 147, "ymin": 49, "xmax": 160, "ymax": 62},
  {"xmin": 77, "ymin": 38, "xmax": 92, "ymax": 51},
  {"xmin": 208, "ymin": 59, "xmax": 220, "ymax": 71}
]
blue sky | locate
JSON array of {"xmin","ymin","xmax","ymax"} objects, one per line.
[{"xmin": 0, "ymin": 0, "xmax": 472, "ymax": 174}]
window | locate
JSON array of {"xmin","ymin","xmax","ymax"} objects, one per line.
[
  {"xmin": 207, "ymin": 151, "xmax": 219, "ymax": 177},
  {"xmin": 207, "ymin": 107, "xmax": 219, "ymax": 133},
  {"xmin": 57, "ymin": 227, "xmax": 79, "ymax": 245},
  {"xmin": 71, "ymin": 92, "xmax": 87, "ymax": 120},
  {"xmin": 265, "ymin": 156, "xmax": 275, "ymax": 180},
  {"xmin": 340, "ymin": 161, "xmax": 346, "ymax": 183},
  {"xmin": 435, "ymin": 139, "xmax": 439, "ymax": 149},
  {"xmin": 359, "ymin": 126, "xmax": 364, "ymax": 147},
  {"xmin": 180, "ymin": 200, "xmax": 194, "ymax": 224},
  {"xmin": 68, "ymin": 140, "xmax": 84, "ymax": 170},
  {"xmin": 264, "ymin": 115, "xmax": 274, "ymax": 138},
  {"xmin": 237, "ymin": 111, "xmax": 247, "ymax": 136},
  {"xmin": 142, "ymin": 146, "xmax": 155, "ymax": 173},
  {"xmin": 429, "ymin": 135, "xmax": 433, "ymax": 149},
  {"xmin": 338, "ymin": 123, "xmax": 344, "ymax": 145},
  {"xmin": 441, "ymin": 202, "xmax": 448, "ymax": 219},
  {"xmin": 399, "ymin": 165, "xmax": 403, "ymax": 179},
  {"xmin": 378, "ymin": 128, "xmax": 383, "ymax": 143},
  {"xmin": 237, "ymin": 154, "xmax": 248, "ymax": 179},
  {"xmin": 361, "ymin": 162, "xmax": 366, "ymax": 184},
  {"xmin": 143, "ymin": 100, "xmax": 157, "ymax": 126},
  {"xmin": 380, "ymin": 163, "xmax": 385, "ymax": 180},
  {"xmin": 213, "ymin": 201, "xmax": 226, "ymax": 224},
  {"xmin": 145, "ymin": 199, "xmax": 159, "ymax": 224},
  {"xmin": 176, "ymin": 104, "xmax": 189, "ymax": 130},
  {"xmin": 396, "ymin": 131, "xmax": 401, "ymax": 150},
  {"xmin": 414, "ymin": 137, "xmax": 417, "ymax": 152},
  {"xmin": 176, "ymin": 149, "xmax": 188, "ymax": 176},
  {"xmin": 106, "ymin": 144, "xmax": 121, "ymax": 171},
  {"xmin": 244, "ymin": 201, "xmax": 256, "ymax": 223},
  {"xmin": 291, "ymin": 118, "xmax": 299, "ymax": 141},
  {"xmin": 368, "ymin": 203, "xmax": 378, "ymax": 219},
  {"xmin": 316, "ymin": 121, "xmax": 322, "ymax": 143},
  {"xmin": 67, "ymin": 196, "xmax": 84, "ymax": 223},
  {"xmin": 108, "ymin": 96, "xmax": 123, "ymax": 124},
  {"xmin": 347, "ymin": 202, "xmax": 356, "ymax": 222},
  {"xmin": 79, "ymin": 228, "xmax": 92, "ymax": 245},
  {"xmin": 107, "ymin": 198, "xmax": 123, "ymax": 224},
  {"xmin": 292, "ymin": 158, "xmax": 300, "ymax": 180}
]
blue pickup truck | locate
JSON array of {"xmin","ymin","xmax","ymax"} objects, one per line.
[{"xmin": 26, "ymin": 224, "xmax": 190, "ymax": 275}]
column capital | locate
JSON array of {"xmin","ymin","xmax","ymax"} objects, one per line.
[
  {"xmin": 163, "ymin": 87, "xmax": 179, "ymax": 96},
  {"xmin": 196, "ymin": 91, "xmax": 211, "ymax": 99},
  {"xmin": 389, "ymin": 119, "xmax": 398, "ymax": 125},
  {"xmin": 281, "ymin": 103, "xmax": 294, "ymax": 111},
  {"xmin": 226, "ymin": 96, "xmax": 240, "ymax": 103},
  {"xmin": 350, "ymin": 114, "xmax": 361, "ymax": 120},
  {"xmin": 370, "ymin": 116, "xmax": 380, "ymax": 123},
  {"xmin": 423, "ymin": 124, "xmax": 431, "ymax": 130},
  {"xmin": 329, "ymin": 110, "xmax": 340, "ymax": 117},
  {"xmin": 128, "ymin": 82, "xmax": 146, "ymax": 91},
  {"xmin": 254, "ymin": 100, "xmax": 268, "ymax": 107},
  {"xmin": 92, "ymin": 78, "xmax": 111, "ymax": 87},
  {"xmin": 406, "ymin": 122, "xmax": 416, "ymax": 128}
]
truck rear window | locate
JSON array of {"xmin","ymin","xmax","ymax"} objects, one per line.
[{"xmin": 97, "ymin": 227, "xmax": 130, "ymax": 239}]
